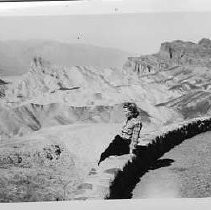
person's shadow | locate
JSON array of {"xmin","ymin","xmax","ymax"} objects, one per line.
[
  {"xmin": 148, "ymin": 158, "xmax": 174, "ymax": 170},
  {"xmin": 108, "ymin": 158, "xmax": 175, "ymax": 199}
]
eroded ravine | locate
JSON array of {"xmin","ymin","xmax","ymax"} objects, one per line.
[{"xmin": 132, "ymin": 131, "xmax": 211, "ymax": 198}]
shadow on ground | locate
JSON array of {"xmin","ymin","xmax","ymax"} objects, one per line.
[{"xmin": 149, "ymin": 158, "xmax": 174, "ymax": 170}]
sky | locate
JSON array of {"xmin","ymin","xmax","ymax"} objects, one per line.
[{"xmin": 1, "ymin": 1, "xmax": 211, "ymax": 55}]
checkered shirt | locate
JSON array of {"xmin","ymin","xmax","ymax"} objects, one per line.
[{"xmin": 120, "ymin": 116, "xmax": 142, "ymax": 146}]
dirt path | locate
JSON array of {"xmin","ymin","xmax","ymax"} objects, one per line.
[{"xmin": 132, "ymin": 131, "xmax": 211, "ymax": 198}]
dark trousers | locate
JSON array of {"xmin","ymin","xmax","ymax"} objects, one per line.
[{"xmin": 98, "ymin": 135, "xmax": 131, "ymax": 165}]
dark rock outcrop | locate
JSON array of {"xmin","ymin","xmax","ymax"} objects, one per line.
[
  {"xmin": 159, "ymin": 39, "xmax": 211, "ymax": 66},
  {"xmin": 0, "ymin": 78, "xmax": 8, "ymax": 98}
]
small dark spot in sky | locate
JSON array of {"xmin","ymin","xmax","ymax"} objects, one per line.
[
  {"xmin": 114, "ymin": 8, "xmax": 119, "ymax": 12},
  {"xmin": 76, "ymin": 33, "xmax": 82, "ymax": 40}
]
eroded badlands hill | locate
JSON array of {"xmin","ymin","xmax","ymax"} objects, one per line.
[{"xmin": 1, "ymin": 53, "xmax": 183, "ymax": 138}]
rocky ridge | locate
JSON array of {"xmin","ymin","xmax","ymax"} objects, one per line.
[
  {"xmin": 123, "ymin": 38, "xmax": 211, "ymax": 119},
  {"xmin": 124, "ymin": 38, "xmax": 211, "ymax": 75}
]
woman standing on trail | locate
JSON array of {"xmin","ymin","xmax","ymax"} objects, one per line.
[{"xmin": 98, "ymin": 102, "xmax": 142, "ymax": 165}]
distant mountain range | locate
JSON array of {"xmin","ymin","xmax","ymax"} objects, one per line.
[{"xmin": 0, "ymin": 40, "xmax": 131, "ymax": 76}]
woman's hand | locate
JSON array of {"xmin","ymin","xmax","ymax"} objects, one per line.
[
  {"xmin": 129, "ymin": 148, "xmax": 134, "ymax": 154},
  {"xmin": 129, "ymin": 142, "xmax": 136, "ymax": 154}
]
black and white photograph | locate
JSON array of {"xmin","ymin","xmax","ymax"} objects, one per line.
[{"xmin": 0, "ymin": 0, "xmax": 211, "ymax": 207}]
